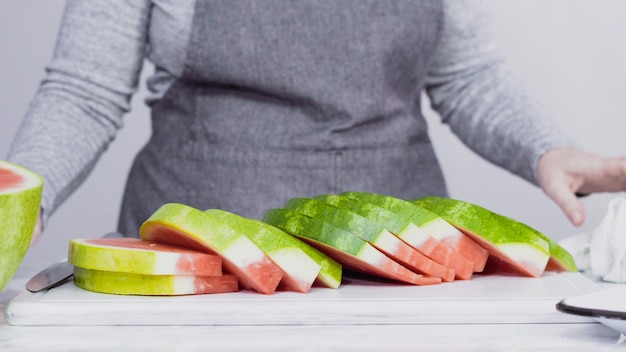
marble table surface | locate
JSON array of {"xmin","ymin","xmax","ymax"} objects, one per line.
[{"xmin": 1, "ymin": 260, "xmax": 625, "ymax": 352}]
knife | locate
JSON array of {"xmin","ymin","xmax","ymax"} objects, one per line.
[{"xmin": 25, "ymin": 232, "xmax": 124, "ymax": 293}]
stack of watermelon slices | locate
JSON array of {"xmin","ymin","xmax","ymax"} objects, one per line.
[
  {"xmin": 69, "ymin": 203, "xmax": 342, "ymax": 295},
  {"xmin": 262, "ymin": 192, "xmax": 577, "ymax": 286},
  {"xmin": 69, "ymin": 238, "xmax": 239, "ymax": 295}
]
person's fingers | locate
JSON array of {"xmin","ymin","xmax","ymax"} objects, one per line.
[
  {"xmin": 577, "ymin": 156, "xmax": 626, "ymax": 194},
  {"xmin": 542, "ymin": 178, "xmax": 586, "ymax": 226},
  {"xmin": 536, "ymin": 148, "xmax": 626, "ymax": 226}
]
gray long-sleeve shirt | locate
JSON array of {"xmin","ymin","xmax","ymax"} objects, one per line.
[{"xmin": 7, "ymin": 0, "xmax": 576, "ymax": 224}]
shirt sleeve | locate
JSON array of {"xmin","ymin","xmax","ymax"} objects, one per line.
[
  {"xmin": 6, "ymin": 0, "xmax": 151, "ymax": 224},
  {"xmin": 425, "ymin": 0, "xmax": 577, "ymax": 186}
]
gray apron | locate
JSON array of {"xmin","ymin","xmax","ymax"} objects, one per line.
[{"xmin": 118, "ymin": 0, "xmax": 446, "ymax": 237}]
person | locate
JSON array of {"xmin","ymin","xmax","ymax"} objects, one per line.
[{"xmin": 6, "ymin": 0, "xmax": 626, "ymax": 241}]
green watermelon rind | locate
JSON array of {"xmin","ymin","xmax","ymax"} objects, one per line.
[
  {"xmin": 315, "ymin": 194, "xmax": 410, "ymax": 235},
  {"xmin": 342, "ymin": 192, "xmax": 440, "ymax": 227},
  {"xmin": 284, "ymin": 198, "xmax": 388, "ymax": 243},
  {"xmin": 262, "ymin": 208, "xmax": 368, "ymax": 257}
]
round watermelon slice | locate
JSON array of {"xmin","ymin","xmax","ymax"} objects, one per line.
[
  {"xmin": 73, "ymin": 267, "xmax": 239, "ymax": 296},
  {"xmin": 0, "ymin": 160, "xmax": 43, "ymax": 292},
  {"xmin": 69, "ymin": 238, "xmax": 223, "ymax": 276}
]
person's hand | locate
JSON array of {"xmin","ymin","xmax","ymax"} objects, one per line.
[{"xmin": 536, "ymin": 148, "xmax": 626, "ymax": 226}]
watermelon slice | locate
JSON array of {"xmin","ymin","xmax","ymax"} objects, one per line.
[
  {"xmin": 508, "ymin": 217, "xmax": 577, "ymax": 272},
  {"xmin": 68, "ymin": 238, "xmax": 222, "ymax": 276},
  {"xmin": 263, "ymin": 208, "xmax": 441, "ymax": 286},
  {"xmin": 0, "ymin": 160, "xmax": 43, "ymax": 292},
  {"xmin": 204, "ymin": 209, "xmax": 339, "ymax": 292},
  {"xmin": 413, "ymin": 197, "xmax": 552, "ymax": 277},
  {"xmin": 343, "ymin": 192, "xmax": 482, "ymax": 277},
  {"xmin": 140, "ymin": 203, "xmax": 284, "ymax": 294},
  {"xmin": 73, "ymin": 267, "xmax": 238, "ymax": 296}
]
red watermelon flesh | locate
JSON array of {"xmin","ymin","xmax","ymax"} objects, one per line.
[{"xmin": 0, "ymin": 167, "xmax": 25, "ymax": 191}]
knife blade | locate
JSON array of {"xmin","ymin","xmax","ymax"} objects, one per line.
[
  {"xmin": 25, "ymin": 232, "xmax": 124, "ymax": 293},
  {"xmin": 25, "ymin": 261, "xmax": 74, "ymax": 293}
]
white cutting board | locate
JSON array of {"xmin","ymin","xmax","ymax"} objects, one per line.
[{"xmin": 5, "ymin": 272, "xmax": 600, "ymax": 326}]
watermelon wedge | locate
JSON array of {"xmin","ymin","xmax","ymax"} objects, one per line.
[
  {"xmin": 204, "ymin": 209, "xmax": 340, "ymax": 292},
  {"xmin": 413, "ymin": 197, "xmax": 552, "ymax": 277},
  {"xmin": 263, "ymin": 208, "xmax": 441, "ymax": 286},
  {"xmin": 0, "ymin": 160, "xmax": 43, "ymax": 292},
  {"xmin": 73, "ymin": 267, "xmax": 238, "ymax": 296},
  {"xmin": 140, "ymin": 203, "xmax": 284, "ymax": 294},
  {"xmin": 68, "ymin": 238, "xmax": 222, "ymax": 276},
  {"xmin": 508, "ymin": 217, "xmax": 577, "ymax": 272},
  {"xmin": 343, "ymin": 192, "xmax": 481, "ymax": 278}
]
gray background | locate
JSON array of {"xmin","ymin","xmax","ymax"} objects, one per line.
[{"xmin": 1, "ymin": 0, "xmax": 625, "ymax": 265}]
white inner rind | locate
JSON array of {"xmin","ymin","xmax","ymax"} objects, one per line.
[
  {"xmin": 497, "ymin": 243, "xmax": 550, "ymax": 276},
  {"xmin": 221, "ymin": 235, "xmax": 267, "ymax": 268},
  {"xmin": 270, "ymin": 248, "xmax": 321, "ymax": 284},
  {"xmin": 373, "ymin": 229, "xmax": 403, "ymax": 253},
  {"xmin": 172, "ymin": 276, "xmax": 196, "ymax": 294},
  {"xmin": 420, "ymin": 218, "xmax": 461, "ymax": 241},
  {"xmin": 318, "ymin": 272, "xmax": 341, "ymax": 289},
  {"xmin": 358, "ymin": 242, "xmax": 390, "ymax": 265},
  {"xmin": 152, "ymin": 253, "xmax": 181, "ymax": 274},
  {"xmin": 396, "ymin": 222, "xmax": 430, "ymax": 247}
]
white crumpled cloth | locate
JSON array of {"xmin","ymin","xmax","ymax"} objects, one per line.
[{"xmin": 559, "ymin": 197, "xmax": 626, "ymax": 283}]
